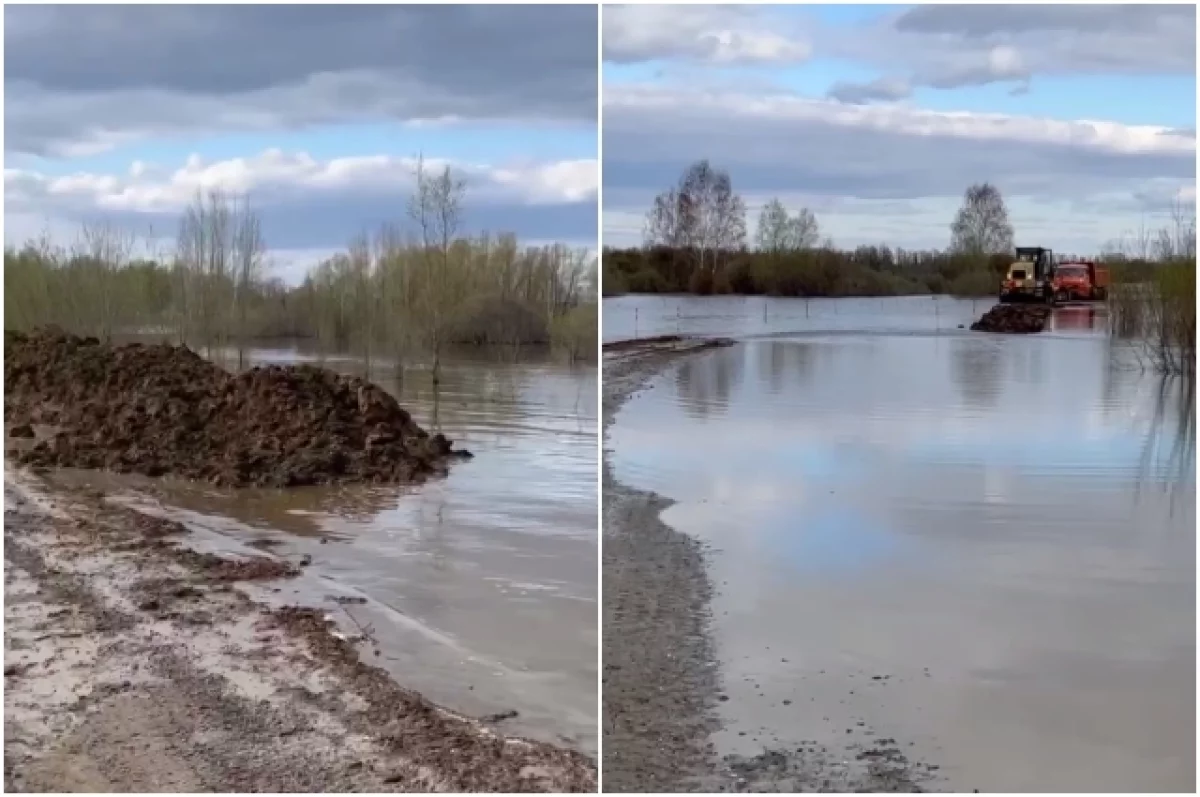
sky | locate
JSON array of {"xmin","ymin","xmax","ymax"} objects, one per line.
[
  {"xmin": 603, "ymin": 3, "xmax": 1196, "ymax": 255},
  {"xmin": 4, "ymin": 5, "xmax": 599, "ymax": 283}
]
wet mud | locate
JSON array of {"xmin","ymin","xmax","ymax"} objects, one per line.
[
  {"xmin": 970, "ymin": 304, "xmax": 1051, "ymax": 334},
  {"xmin": 602, "ymin": 336, "xmax": 932, "ymax": 792},
  {"xmin": 3, "ymin": 469, "xmax": 596, "ymax": 792},
  {"xmin": 5, "ymin": 328, "xmax": 469, "ymax": 488}
]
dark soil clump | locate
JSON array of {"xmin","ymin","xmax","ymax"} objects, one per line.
[
  {"xmin": 4, "ymin": 328, "xmax": 470, "ymax": 487},
  {"xmin": 970, "ymin": 304, "xmax": 1052, "ymax": 334},
  {"xmin": 175, "ymin": 550, "xmax": 300, "ymax": 582}
]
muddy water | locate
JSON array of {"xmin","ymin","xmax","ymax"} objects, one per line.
[
  {"xmin": 49, "ymin": 343, "xmax": 598, "ymax": 753},
  {"xmin": 607, "ymin": 296, "xmax": 1195, "ymax": 792}
]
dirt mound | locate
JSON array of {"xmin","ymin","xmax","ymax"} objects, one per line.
[
  {"xmin": 970, "ymin": 303, "xmax": 1052, "ymax": 334},
  {"xmin": 4, "ymin": 328, "xmax": 470, "ymax": 487}
]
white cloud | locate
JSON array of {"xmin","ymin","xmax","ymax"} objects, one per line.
[
  {"xmin": 604, "ymin": 5, "xmax": 810, "ymax": 66},
  {"xmin": 602, "ymin": 84, "xmax": 1194, "ymax": 252},
  {"xmin": 5, "ymin": 150, "xmax": 598, "ymax": 217},
  {"xmin": 605, "ymin": 84, "xmax": 1195, "ymax": 158}
]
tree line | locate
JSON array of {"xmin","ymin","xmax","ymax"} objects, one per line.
[
  {"xmin": 4, "ymin": 158, "xmax": 598, "ymax": 373},
  {"xmin": 603, "ymin": 159, "xmax": 1194, "ymax": 299}
]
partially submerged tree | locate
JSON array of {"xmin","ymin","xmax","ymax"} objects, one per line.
[
  {"xmin": 407, "ymin": 155, "xmax": 467, "ymax": 384},
  {"xmin": 175, "ymin": 190, "xmax": 265, "ymax": 357},
  {"xmin": 950, "ymin": 183, "xmax": 1014, "ymax": 258}
]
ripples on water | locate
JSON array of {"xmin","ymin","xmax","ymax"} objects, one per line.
[
  {"xmin": 66, "ymin": 340, "xmax": 599, "ymax": 752},
  {"xmin": 607, "ymin": 295, "xmax": 1194, "ymax": 792}
]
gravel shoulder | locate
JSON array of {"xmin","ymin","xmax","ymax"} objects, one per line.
[
  {"xmin": 600, "ymin": 337, "xmax": 934, "ymax": 794},
  {"xmin": 3, "ymin": 466, "xmax": 596, "ymax": 793},
  {"xmin": 601, "ymin": 338, "xmax": 732, "ymax": 793}
]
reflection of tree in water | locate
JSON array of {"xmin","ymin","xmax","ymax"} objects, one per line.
[
  {"xmin": 950, "ymin": 341, "xmax": 1004, "ymax": 408},
  {"xmin": 1137, "ymin": 375, "xmax": 1196, "ymax": 513},
  {"xmin": 756, "ymin": 341, "xmax": 817, "ymax": 395},
  {"xmin": 675, "ymin": 348, "xmax": 745, "ymax": 421}
]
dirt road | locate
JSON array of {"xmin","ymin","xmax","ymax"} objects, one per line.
[
  {"xmin": 3, "ymin": 468, "xmax": 595, "ymax": 793},
  {"xmin": 601, "ymin": 337, "xmax": 934, "ymax": 793}
]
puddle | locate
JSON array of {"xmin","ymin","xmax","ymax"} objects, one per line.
[{"xmin": 608, "ymin": 296, "xmax": 1195, "ymax": 792}]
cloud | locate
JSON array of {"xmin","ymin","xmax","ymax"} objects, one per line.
[
  {"xmin": 603, "ymin": 84, "xmax": 1194, "ymax": 251},
  {"xmin": 603, "ymin": 4, "xmax": 810, "ymax": 65},
  {"xmin": 849, "ymin": 4, "xmax": 1194, "ymax": 90},
  {"xmin": 6, "ymin": 151, "xmax": 596, "ymax": 214},
  {"xmin": 5, "ymin": 150, "xmax": 598, "ymax": 271},
  {"xmin": 826, "ymin": 76, "xmax": 912, "ymax": 104},
  {"xmin": 894, "ymin": 4, "xmax": 1194, "ymax": 40},
  {"xmin": 4, "ymin": 5, "xmax": 597, "ymax": 157}
]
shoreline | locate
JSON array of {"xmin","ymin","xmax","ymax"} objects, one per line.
[
  {"xmin": 600, "ymin": 336, "xmax": 937, "ymax": 793},
  {"xmin": 601, "ymin": 337, "xmax": 732, "ymax": 792},
  {"xmin": 3, "ymin": 465, "xmax": 596, "ymax": 792}
]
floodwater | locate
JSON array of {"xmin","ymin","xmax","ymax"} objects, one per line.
[
  {"xmin": 51, "ymin": 342, "xmax": 598, "ymax": 753},
  {"xmin": 607, "ymin": 295, "xmax": 1195, "ymax": 792}
]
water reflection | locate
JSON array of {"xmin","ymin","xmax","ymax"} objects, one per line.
[
  {"xmin": 950, "ymin": 340, "xmax": 1003, "ymax": 408},
  {"xmin": 71, "ymin": 340, "xmax": 598, "ymax": 752},
  {"xmin": 610, "ymin": 297, "xmax": 1195, "ymax": 792},
  {"xmin": 675, "ymin": 347, "xmax": 744, "ymax": 421},
  {"xmin": 1138, "ymin": 374, "xmax": 1196, "ymax": 508}
]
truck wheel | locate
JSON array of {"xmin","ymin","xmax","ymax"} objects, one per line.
[{"xmin": 1055, "ymin": 290, "xmax": 1067, "ymax": 304}]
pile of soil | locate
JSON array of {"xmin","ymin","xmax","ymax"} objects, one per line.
[
  {"xmin": 4, "ymin": 328, "xmax": 470, "ymax": 487},
  {"xmin": 970, "ymin": 303, "xmax": 1052, "ymax": 334}
]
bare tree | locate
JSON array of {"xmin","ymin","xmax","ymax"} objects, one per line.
[
  {"xmin": 175, "ymin": 189, "xmax": 264, "ymax": 357},
  {"xmin": 645, "ymin": 160, "xmax": 746, "ymax": 285},
  {"xmin": 72, "ymin": 222, "xmax": 135, "ymax": 340},
  {"xmin": 407, "ymin": 154, "xmax": 466, "ymax": 385},
  {"xmin": 644, "ymin": 187, "xmax": 695, "ymax": 249},
  {"xmin": 348, "ymin": 231, "xmax": 374, "ymax": 374},
  {"xmin": 1153, "ymin": 198, "xmax": 1197, "ymax": 262},
  {"xmin": 231, "ymin": 195, "xmax": 265, "ymax": 368},
  {"xmin": 950, "ymin": 182, "xmax": 1014, "ymax": 257},
  {"xmin": 756, "ymin": 199, "xmax": 820, "ymax": 253}
]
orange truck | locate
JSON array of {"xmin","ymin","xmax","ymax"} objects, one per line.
[{"xmin": 1052, "ymin": 261, "xmax": 1110, "ymax": 302}]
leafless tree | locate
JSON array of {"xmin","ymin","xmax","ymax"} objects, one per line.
[
  {"xmin": 756, "ymin": 199, "xmax": 820, "ymax": 253},
  {"xmin": 407, "ymin": 154, "xmax": 466, "ymax": 385},
  {"xmin": 645, "ymin": 160, "xmax": 746, "ymax": 282},
  {"xmin": 176, "ymin": 190, "xmax": 264, "ymax": 357},
  {"xmin": 1153, "ymin": 198, "xmax": 1197, "ymax": 262},
  {"xmin": 231, "ymin": 196, "xmax": 265, "ymax": 367},
  {"xmin": 950, "ymin": 182, "xmax": 1014, "ymax": 257},
  {"xmin": 72, "ymin": 222, "xmax": 135, "ymax": 340}
]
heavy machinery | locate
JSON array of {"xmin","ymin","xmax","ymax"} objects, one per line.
[
  {"xmin": 999, "ymin": 247, "xmax": 1055, "ymax": 304},
  {"xmin": 1051, "ymin": 260, "xmax": 1110, "ymax": 302}
]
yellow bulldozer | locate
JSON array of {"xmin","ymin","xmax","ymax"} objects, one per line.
[{"xmin": 998, "ymin": 247, "xmax": 1055, "ymax": 304}]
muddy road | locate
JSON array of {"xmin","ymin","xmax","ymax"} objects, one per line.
[
  {"xmin": 601, "ymin": 337, "xmax": 933, "ymax": 793},
  {"xmin": 3, "ymin": 468, "xmax": 596, "ymax": 793}
]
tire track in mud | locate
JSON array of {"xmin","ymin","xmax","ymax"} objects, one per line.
[{"xmin": 3, "ymin": 471, "xmax": 596, "ymax": 792}]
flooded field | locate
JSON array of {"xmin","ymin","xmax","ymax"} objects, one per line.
[
  {"xmin": 606, "ymin": 295, "xmax": 1195, "ymax": 792},
  {"xmin": 43, "ymin": 341, "xmax": 598, "ymax": 753}
]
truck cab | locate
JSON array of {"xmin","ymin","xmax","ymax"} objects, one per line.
[
  {"xmin": 1000, "ymin": 247, "xmax": 1055, "ymax": 303},
  {"xmin": 1052, "ymin": 261, "xmax": 1110, "ymax": 302}
]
